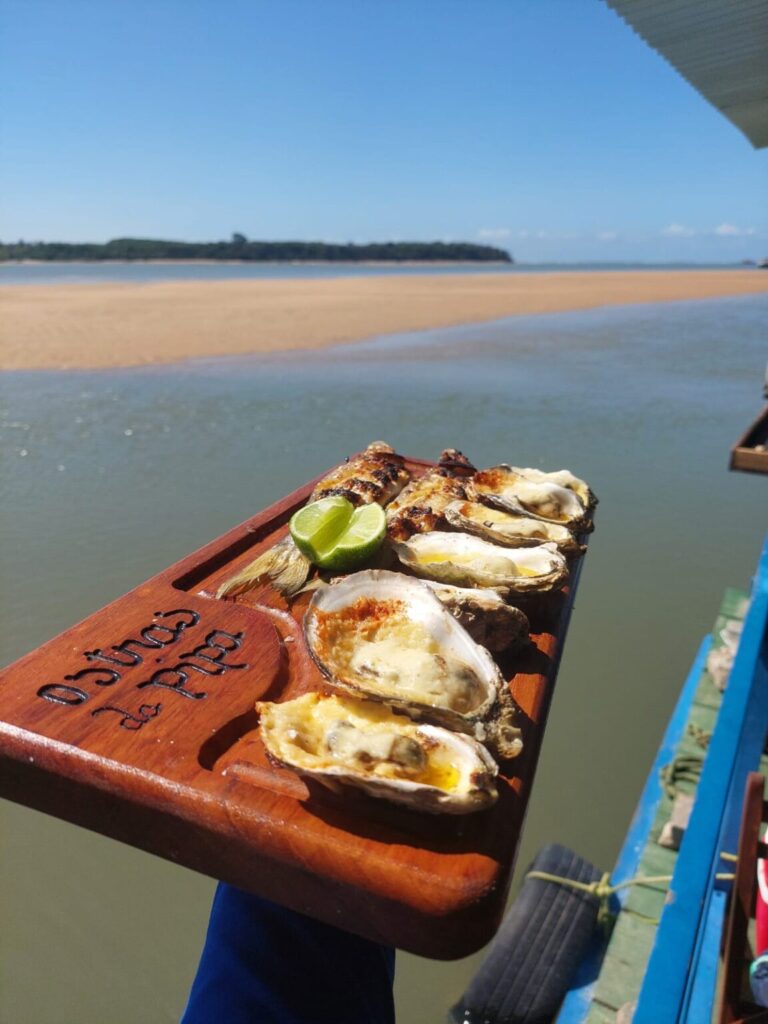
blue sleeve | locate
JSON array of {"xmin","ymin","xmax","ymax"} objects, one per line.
[{"xmin": 181, "ymin": 883, "xmax": 396, "ymax": 1024}]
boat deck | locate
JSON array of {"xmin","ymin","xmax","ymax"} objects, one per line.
[{"xmin": 560, "ymin": 583, "xmax": 766, "ymax": 1023}]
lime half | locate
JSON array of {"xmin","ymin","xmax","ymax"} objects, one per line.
[{"xmin": 290, "ymin": 498, "xmax": 386, "ymax": 571}]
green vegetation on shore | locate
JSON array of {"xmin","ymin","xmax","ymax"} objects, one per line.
[{"xmin": 0, "ymin": 235, "xmax": 512, "ymax": 263}]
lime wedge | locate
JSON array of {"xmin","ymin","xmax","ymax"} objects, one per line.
[
  {"xmin": 321, "ymin": 503, "xmax": 387, "ymax": 571},
  {"xmin": 290, "ymin": 496, "xmax": 353, "ymax": 562},
  {"xmin": 290, "ymin": 498, "xmax": 386, "ymax": 571}
]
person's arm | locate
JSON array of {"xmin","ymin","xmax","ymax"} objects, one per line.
[{"xmin": 181, "ymin": 884, "xmax": 396, "ymax": 1024}]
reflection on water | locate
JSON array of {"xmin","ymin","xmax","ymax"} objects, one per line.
[{"xmin": 1, "ymin": 295, "xmax": 766, "ymax": 1023}]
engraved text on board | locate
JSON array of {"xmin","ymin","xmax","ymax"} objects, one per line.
[{"xmin": 36, "ymin": 609, "xmax": 249, "ymax": 730}]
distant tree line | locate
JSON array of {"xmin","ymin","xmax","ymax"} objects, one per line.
[{"xmin": 0, "ymin": 235, "xmax": 512, "ymax": 263}]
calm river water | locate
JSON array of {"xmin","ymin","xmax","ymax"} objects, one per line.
[
  {"xmin": 0, "ymin": 260, "xmax": 738, "ymax": 286},
  {"xmin": 1, "ymin": 294, "xmax": 766, "ymax": 1022}
]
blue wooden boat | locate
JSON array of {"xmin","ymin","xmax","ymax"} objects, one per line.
[
  {"xmin": 451, "ymin": 533, "xmax": 768, "ymax": 1024},
  {"xmin": 558, "ymin": 538, "xmax": 768, "ymax": 1023}
]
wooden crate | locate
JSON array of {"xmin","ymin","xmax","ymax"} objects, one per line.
[
  {"xmin": 731, "ymin": 407, "xmax": 768, "ymax": 474},
  {"xmin": 0, "ymin": 453, "xmax": 588, "ymax": 958}
]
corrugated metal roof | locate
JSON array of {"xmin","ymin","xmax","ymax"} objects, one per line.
[{"xmin": 605, "ymin": 0, "xmax": 768, "ymax": 148}]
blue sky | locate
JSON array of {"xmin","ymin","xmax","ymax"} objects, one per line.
[{"xmin": 2, "ymin": 0, "xmax": 766, "ymax": 261}]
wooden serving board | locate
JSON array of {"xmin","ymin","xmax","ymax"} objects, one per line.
[{"xmin": 0, "ymin": 454, "xmax": 588, "ymax": 959}]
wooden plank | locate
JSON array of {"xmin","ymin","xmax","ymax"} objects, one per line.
[
  {"xmin": 687, "ymin": 703, "xmax": 718, "ymax": 737},
  {"xmin": 585, "ymin": 1002, "xmax": 619, "ymax": 1024},
  {"xmin": 592, "ymin": 913, "xmax": 657, "ymax": 1011},
  {"xmin": 0, "ymin": 451, "xmax": 590, "ymax": 960},
  {"xmin": 593, "ymin": 924, "xmax": 652, "ymax": 1011},
  {"xmin": 693, "ymin": 679, "xmax": 724, "ymax": 712},
  {"xmin": 636, "ymin": 842, "xmax": 678, "ymax": 885},
  {"xmin": 585, "ymin": 1004, "xmax": 618, "ymax": 1024},
  {"xmin": 624, "ymin": 884, "xmax": 667, "ymax": 921}
]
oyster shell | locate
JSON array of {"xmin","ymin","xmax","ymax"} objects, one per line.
[
  {"xmin": 385, "ymin": 467, "xmax": 468, "ymax": 542},
  {"xmin": 444, "ymin": 500, "xmax": 583, "ymax": 556},
  {"xmin": 512, "ymin": 466, "xmax": 597, "ymax": 511},
  {"xmin": 304, "ymin": 570, "xmax": 523, "ymax": 759},
  {"xmin": 385, "ymin": 448, "xmax": 475, "ymax": 542},
  {"xmin": 467, "ymin": 465, "xmax": 593, "ymax": 533},
  {"xmin": 392, "ymin": 532, "xmax": 568, "ymax": 594},
  {"xmin": 422, "ymin": 580, "xmax": 530, "ymax": 652},
  {"xmin": 258, "ymin": 692, "xmax": 498, "ymax": 814}
]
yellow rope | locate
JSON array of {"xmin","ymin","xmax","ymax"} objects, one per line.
[{"xmin": 525, "ymin": 867, "xmax": 736, "ymax": 931}]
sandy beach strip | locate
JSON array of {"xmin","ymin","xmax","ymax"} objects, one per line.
[{"xmin": 1, "ymin": 270, "xmax": 766, "ymax": 370}]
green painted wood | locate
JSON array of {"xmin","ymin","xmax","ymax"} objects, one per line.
[
  {"xmin": 624, "ymin": 883, "xmax": 667, "ymax": 920},
  {"xmin": 692, "ymin": 668, "xmax": 723, "ymax": 711},
  {"xmin": 648, "ymin": 802, "xmax": 673, "ymax": 841},
  {"xmin": 585, "ymin": 1001, "xmax": 620, "ymax": 1024},
  {"xmin": 636, "ymin": 843, "xmax": 678, "ymax": 885},
  {"xmin": 610, "ymin": 911, "xmax": 660, "ymax": 948},
  {"xmin": 687, "ymin": 704, "xmax": 717, "ymax": 735},
  {"xmin": 593, "ymin": 924, "xmax": 653, "ymax": 1010},
  {"xmin": 719, "ymin": 588, "xmax": 750, "ymax": 621},
  {"xmin": 592, "ymin": 914, "xmax": 658, "ymax": 1009}
]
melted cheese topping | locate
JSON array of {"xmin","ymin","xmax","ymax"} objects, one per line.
[
  {"xmin": 264, "ymin": 694, "xmax": 464, "ymax": 791},
  {"xmin": 314, "ymin": 602, "xmax": 485, "ymax": 714},
  {"xmin": 466, "ymin": 505, "xmax": 519, "ymax": 524},
  {"xmin": 348, "ymin": 635, "xmax": 480, "ymax": 712},
  {"xmin": 415, "ymin": 550, "xmax": 539, "ymax": 577},
  {"xmin": 500, "ymin": 480, "xmax": 580, "ymax": 521},
  {"xmin": 458, "ymin": 503, "xmax": 566, "ymax": 543}
]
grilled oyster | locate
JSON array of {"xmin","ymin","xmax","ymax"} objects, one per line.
[
  {"xmin": 304, "ymin": 570, "xmax": 523, "ymax": 759},
  {"xmin": 311, "ymin": 440, "xmax": 410, "ymax": 506},
  {"xmin": 511, "ymin": 466, "xmax": 597, "ymax": 511},
  {"xmin": 422, "ymin": 580, "xmax": 530, "ymax": 653},
  {"xmin": 444, "ymin": 500, "xmax": 583, "ymax": 556},
  {"xmin": 258, "ymin": 693, "xmax": 498, "ymax": 814},
  {"xmin": 467, "ymin": 465, "xmax": 592, "ymax": 533},
  {"xmin": 386, "ymin": 448, "xmax": 475, "ymax": 542},
  {"xmin": 393, "ymin": 532, "xmax": 568, "ymax": 593},
  {"xmin": 217, "ymin": 442, "xmax": 410, "ymax": 599}
]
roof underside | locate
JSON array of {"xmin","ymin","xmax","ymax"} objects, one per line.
[{"xmin": 605, "ymin": 0, "xmax": 768, "ymax": 148}]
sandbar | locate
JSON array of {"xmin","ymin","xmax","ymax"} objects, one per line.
[{"xmin": 1, "ymin": 270, "xmax": 766, "ymax": 370}]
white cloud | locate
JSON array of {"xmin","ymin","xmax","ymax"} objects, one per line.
[
  {"xmin": 714, "ymin": 223, "xmax": 756, "ymax": 237},
  {"xmin": 509, "ymin": 228, "xmax": 583, "ymax": 242},
  {"xmin": 597, "ymin": 230, "xmax": 618, "ymax": 241},
  {"xmin": 662, "ymin": 223, "xmax": 696, "ymax": 238},
  {"xmin": 477, "ymin": 227, "xmax": 512, "ymax": 240}
]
